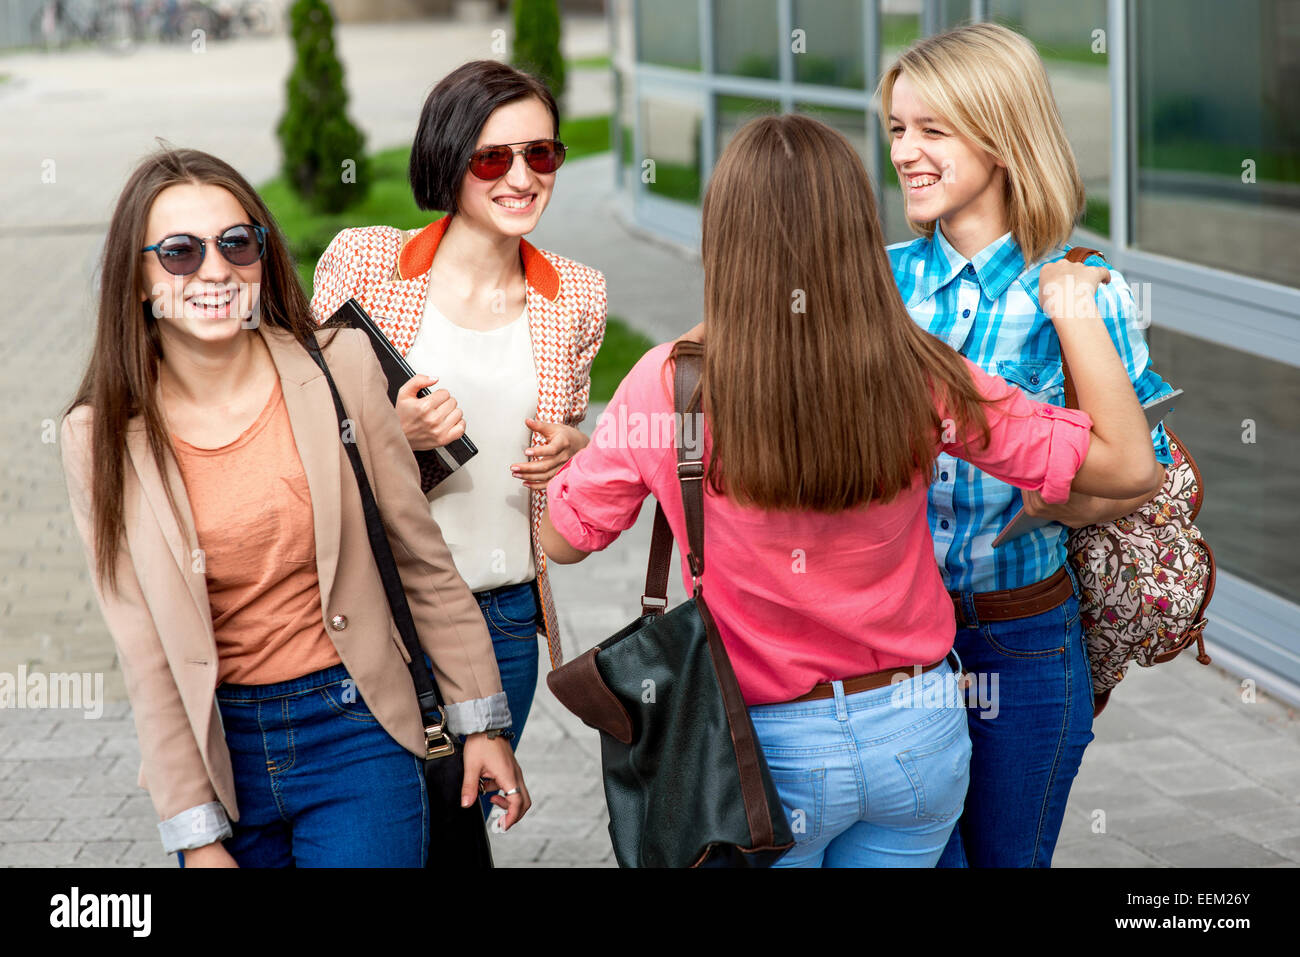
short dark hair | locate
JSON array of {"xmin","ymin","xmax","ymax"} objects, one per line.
[{"xmin": 409, "ymin": 60, "xmax": 560, "ymax": 214}]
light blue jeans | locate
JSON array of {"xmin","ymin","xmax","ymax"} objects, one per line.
[{"xmin": 748, "ymin": 654, "xmax": 971, "ymax": 867}]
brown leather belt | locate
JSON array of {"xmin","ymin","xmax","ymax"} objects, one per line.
[
  {"xmin": 790, "ymin": 656, "xmax": 950, "ymax": 703},
  {"xmin": 948, "ymin": 565, "xmax": 1074, "ymax": 629}
]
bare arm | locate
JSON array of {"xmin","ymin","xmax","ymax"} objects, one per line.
[
  {"xmin": 1038, "ymin": 261, "xmax": 1164, "ymax": 499},
  {"xmin": 541, "ymin": 505, "xmax": 591, "ymax": 564}
]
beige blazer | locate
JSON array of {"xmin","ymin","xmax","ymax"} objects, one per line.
[{"xmin": 61, "ymin": 323, "xmax": 503, "ymax": 832}]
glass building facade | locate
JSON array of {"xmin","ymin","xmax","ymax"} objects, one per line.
[{"xmin": 607, "ymin": 0, "xmax": 1300, "ymax": 699}]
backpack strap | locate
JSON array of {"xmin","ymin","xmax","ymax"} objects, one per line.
[{"xmin": 1059, "ymin": 245, "xmax": 1105, "ymax": 410}]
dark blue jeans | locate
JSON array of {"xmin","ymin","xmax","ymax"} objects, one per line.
[
  {"xmin": 183, "ymin": 662, "xmax": 429, "ymax": 868},
  {"xmin": 939, "ymin": 568, "xmax": 1094, "ymax": 867},
  {"xmin": 473, "ymin": 580, "xmax": 540, "ymax": 820}
]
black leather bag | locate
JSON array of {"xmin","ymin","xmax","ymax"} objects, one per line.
[
  {"xmin": 547, "ymin": 341, "xmax": 794, "ymax": 868},
  {"xmin": 305, "ymin": 334, "xmax": 494, "ymax": 869}
]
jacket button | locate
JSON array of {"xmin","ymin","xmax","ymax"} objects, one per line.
[{"xmin": 330, "ymin": 615, "xmax": 348, "ymax": 631}]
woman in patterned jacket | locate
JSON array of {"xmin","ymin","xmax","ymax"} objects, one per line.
[{"xmin": 311, "ymin": 61, "xmax": 607, "ymax": 812}]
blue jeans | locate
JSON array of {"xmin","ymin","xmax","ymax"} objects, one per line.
[
  {"xmin": 182, "ymin": 662, "xmax": 429, "ymax": 868},
  {"xmin": 939, "ymin": 571, "xmax": 1094, "ymax": 867},
  {"xmin": 473, "ymin": 580, "xmax": 540, "ymax": 819},
  {"xmin": 748, "ymin": 655, "xmax": 971, "ymax": 867}
]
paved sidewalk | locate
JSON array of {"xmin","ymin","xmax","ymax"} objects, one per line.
[{"xmin": 1, "ymin": 20, "xmax": 1297, "ymax": 869}]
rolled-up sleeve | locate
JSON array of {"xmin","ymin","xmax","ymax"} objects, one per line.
[
  {"xmin": 547, "ymin": 345, "xmax": 674, "ymax": 552},
  {"xmin": 943, "ymin": 359, "xmax": 1093, "ymax": 504}
]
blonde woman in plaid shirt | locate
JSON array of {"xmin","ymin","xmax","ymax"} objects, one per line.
[{"xmin": 882, "ymin": 24, "xmax": 1175, "ymax": 867}]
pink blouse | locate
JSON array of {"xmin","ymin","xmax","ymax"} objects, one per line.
[{"xmin": 547, "ymin": 342, "xmax": 1093, "ymax": 706}]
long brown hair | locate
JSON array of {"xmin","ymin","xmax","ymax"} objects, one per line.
[
  {"xmin": 698, "ymin": 113, "xmax": 997, "ymax": 511},
  {"xmin": 67, "ymin": 147, "xmax": 327, "ymax": 592}
]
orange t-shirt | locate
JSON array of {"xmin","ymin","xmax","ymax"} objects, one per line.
[{"xmin": 171, "ymin": 378, "xmax": 343, "ymax": 685}]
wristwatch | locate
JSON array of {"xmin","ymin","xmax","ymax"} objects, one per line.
[{"xmin": 485, "ymin": 727, "xmax": 515, "ymax": 742}]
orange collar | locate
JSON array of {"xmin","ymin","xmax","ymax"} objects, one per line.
[{"xmin": 396, "ymin": 216, "xmax": 560, "ymax": 302}]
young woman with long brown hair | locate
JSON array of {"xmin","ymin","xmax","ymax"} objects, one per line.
[
  {"xmin": 61, "ymin": 147, "xmax": 528, "ymax": 867},
  {"xmin": 537, "ymin": 114, "xmax": 1162, "ymax": 867}
]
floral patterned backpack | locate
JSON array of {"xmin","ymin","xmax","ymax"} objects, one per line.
[{"xmin": 1060, "ymin": 247, "xmax": 1216, "ymax": 718}]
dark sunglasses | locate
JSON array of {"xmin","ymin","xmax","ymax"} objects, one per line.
[
  {"xmin": 467, "ymin": 139, "xmax": 566, "ymax": 180},
  {"xmin": 141, "ymin": 223, "xmax": 267, "ymax": 276}
]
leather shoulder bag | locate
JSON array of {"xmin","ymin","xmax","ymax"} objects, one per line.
[
  {"xmin": 1058, "ymin": 247, "xmax": 1216, "ymax": 717},
  {"xmin": 546, "ymin": 340, "xmax": 794, "ymax": 867}
]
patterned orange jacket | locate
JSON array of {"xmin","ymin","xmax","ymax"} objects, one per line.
[{"xmin": 310, "ymin": 216, "xmax": 608, "ymax": 668}]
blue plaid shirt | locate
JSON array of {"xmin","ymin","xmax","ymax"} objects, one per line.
[{"xmin": 889, "ymin": 227, "xmax": 1174, "ymax": 593}]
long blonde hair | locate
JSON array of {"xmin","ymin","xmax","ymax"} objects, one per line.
[
  {"xmin": 697, "ymin": 114, "xmax": 996, "ymax": 511},
  {"xmin": 877, "ymin": 22, "xmax": 1085, "ymax": 262}
]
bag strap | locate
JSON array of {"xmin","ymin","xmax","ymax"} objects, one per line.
[
  {"xmin": 639, "ymin": 339, "xmax": 705, "ymax": 614},
  {"xmin": 1059, "ymin": 245, "xmax": 1104, "ymax": 411},
  {"xmin": 661, "ymin": 338, "xmax": 780, "ymax": 851},
  {"xmin": 302, "ymin": 333, "xmax": 456, "ymax": 760},
  {"xmin": 671, "ymin": 340, "xmax": 706, "ymax": 589}
]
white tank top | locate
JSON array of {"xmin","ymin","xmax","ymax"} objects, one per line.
[{"xmin": 403, "ymin": 297, "xmax": 539, "ymax": 592}]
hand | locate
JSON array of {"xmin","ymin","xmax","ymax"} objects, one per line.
[
  {"xmin": 1021, "ymin": 489, "xmax": 1110, "ymax": 529},
  {"xmin": 396, "ymin": 374, "xmax": 465, "ymax": 451},
  {"xmin": 461, "ymin": 733, "xmax": 530, "ymax": 830},
  {"xmin": 1039, "ymin": 260, "xmax": 1110, "ymax": 322},
  {"xmin": 512, "ymin": 418, "xmax": 590, "ymax": 490},
  {"xmin": 180, "ymin": 842, "xmax": 239, "ymax": 868}
]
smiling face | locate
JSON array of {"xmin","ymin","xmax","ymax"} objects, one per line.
[
  {"xmin": 455, "ymin": 95, "xmax": 557, "ymax": 237},
  {"xmin": 888, "ymin": 73, "xmax": 1006, "ymax": 234},
  {"xmin": 140, "ymin": 182, "xmax": 262, "ymax": 347}
]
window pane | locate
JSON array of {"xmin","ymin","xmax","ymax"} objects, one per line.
[
  {"xmin": 637, "ymin": 0, "xmax": 700, "ymax": 70},
  {"xmin": 1134, "ymin": 0, "xmax": 1300, "ymax": 288},
  {"xmin": 616, "ymin": 67, "xmax": 636, "ymax": 184},
  {"xmin": 714, "ymin": 0, "xmax": 780, "ymax": 78},
  {"xmin": 716, "ymin": 95, "xmax": 782, "ymax": 156},
  {"xmin": 878, "ymin": 135, "xmax": 916, "ymax": 244},
  {"xmin": 878, "ymin": 2, "xmax": 923, "ymax": 241},
  {"xmin": 938, "ymin": 0, "xmax": 974, "ymax": 31},
  {"xmin": 881, "ymin": 0, "xmax": 922, "ymax": 63},
  {"xmin": 991, "ymin": 0, "xmax": 1110, "ymax": 235},
  {"xmin": 792, "ymin": 0, "xmax": 865, "ymax": 89},
  {"xmin": 796, "ymin": 102, "xmax": 868, "ymax": 163},
  {"xmin": 641, "ymin": 95, "xmax": 703, "ymax": 204},
  {"xmin": 1148, "ymin": 327, "xmax": 1300, "ymax": 599}
]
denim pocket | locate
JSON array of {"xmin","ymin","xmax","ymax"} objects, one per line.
[
  {"xmin": 318, "ymin": 680, "xmax": 379, "ymax": 723},
  {"xmin": 896, "ymin": 714, "xmax": 971, "ymax": 823},
  {"xmin": 489, "ymin": 588, "xmax": 540, "ymax": 640},
  {"xmin": 979, "ymin": 601, "xmax": 1069, "ymax": 658},
  {"xmin": 766, "ymin": 766, "xmax": 826, "ymax": 843}
]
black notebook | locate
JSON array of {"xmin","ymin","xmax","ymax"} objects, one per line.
[{"xmin": 323, "ymin": 298, "xmax": 478, "ymax": 492}]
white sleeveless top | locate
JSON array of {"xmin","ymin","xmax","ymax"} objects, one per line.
[{"xmin": 403, "ymin": 297, "xmax": 539, "ymax": 592}]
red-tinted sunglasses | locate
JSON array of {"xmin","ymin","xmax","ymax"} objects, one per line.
[{"xmin": 467, "ymin": 139, "xmax": 566, "ymax": 180}]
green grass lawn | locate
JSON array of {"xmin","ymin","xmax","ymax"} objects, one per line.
[
  {"xmin": 262, "ymin": 114, "xmax": 645, "ymax": 401},
  {"xmin": 567, "ymin": 55, "xmax": 611, "ymax": 70},
  {"xmin": 590, "ymin": 315, "xmax": 655, "ymax": 404}
]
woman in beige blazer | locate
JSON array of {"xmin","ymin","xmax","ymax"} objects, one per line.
[{"xmin": 61, "ymin": 147, "xmax": 528, "ymax": 868}]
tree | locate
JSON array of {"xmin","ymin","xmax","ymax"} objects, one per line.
[
  {"xmin": 276, "ymin": 0, "xmax": 369, "ymax": 213},
  {"xmin": 511, "ymin": 0, "xmax": 566, "ymax": 117}
]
